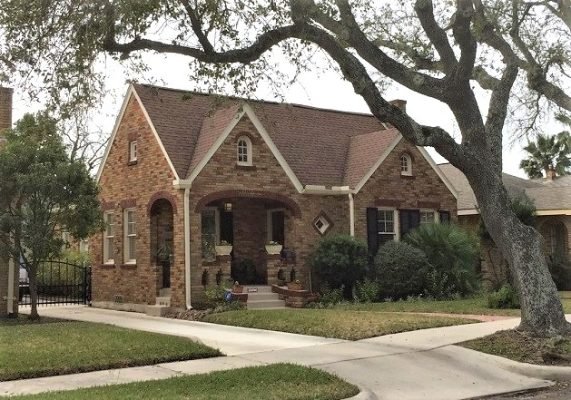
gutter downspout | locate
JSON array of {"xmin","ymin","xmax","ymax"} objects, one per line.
[
  {"xmin": 349, "ymin": 193, "xmax": 355, "ymax": 237},
  {"xmin": 7, "ymin": 256, "xmax": 15, "ymax": 315},
  {"xmin": 184, "ymin": 187, "xmax": 192, "ymax": 309}
]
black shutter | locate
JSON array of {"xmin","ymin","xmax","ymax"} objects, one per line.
[
  {"xmin": 439, "ymin": 211, "xmax": 451, "ymax": 224},
  {"xmin": 366, "ymin": 208, "xmax": 379, "ymax": 257},
  {"xmin": 400, "ymin": 209, "xmax": 420, "ymax": 236}
]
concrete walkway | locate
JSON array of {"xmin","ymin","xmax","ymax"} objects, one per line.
[{"xmin": 4, "ymin": 306, "xmax": 557, "ymax": 400}]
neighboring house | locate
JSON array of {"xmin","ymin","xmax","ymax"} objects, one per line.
[
  {"xmin": 92, "ymin": 83, "xmax": 457, "ymax": 312},
  {"xmin": 439, "ymin": 163, "xmax": 571, "ymax": 284},
  {"xmin": 0, "ymin": 86, "xmax": 17, "ymax": 317}
]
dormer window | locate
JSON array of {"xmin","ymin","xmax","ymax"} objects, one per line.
[
  {"xmin": 129, "ymin": 140, "xmax": 138, "ymax": 163},
  {"xmin": 400, "ymin": 153, "xmax": 412, "ymax": 176},
  {"xmin": 237, "ymin": 136, "xmax": 252, "ymax": 166}
]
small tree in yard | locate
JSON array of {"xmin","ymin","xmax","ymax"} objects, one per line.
[
  {"xmin": 0, "ymin": 113, "xmax": 102, "ymax": 320},
  {"xmin": 3, "ymin": 0, "xmax": 571, "ymax": 335}
]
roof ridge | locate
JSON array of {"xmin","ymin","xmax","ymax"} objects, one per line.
[{"xmin": 133, "ymin": 82, "xmax": 381, "ymax": 121}]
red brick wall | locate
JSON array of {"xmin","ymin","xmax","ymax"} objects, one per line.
[
  {"xmin": 188, "ymin": 116, "xmax": 348, "ymax": 302},
  {"xmin": 353, "ymin": 139, "xmax": 457, "ymax": 241},
  {"xmin": 91, "ymin": 96, "xmax": 184, "ymax": 307}
]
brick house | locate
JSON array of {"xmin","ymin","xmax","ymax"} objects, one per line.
[
  {"xmin": 439, "ymin": 163, "xmax": 571, "ymax": 287},
  {"xmin": 0, "ymin": 86, "xmax": 17, "ymax": 317},
  {"xmin": 92, "ymin": 83, "xmax": 457, "ymax": 312}
]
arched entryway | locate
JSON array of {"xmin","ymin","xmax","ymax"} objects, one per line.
[
  {"xmin": 150, "ymin": 198, "xmax": 174, "ymax": 289},
  {"xmin": 196, "ymin": 190, "xmax": 300, "ymax": 285}
]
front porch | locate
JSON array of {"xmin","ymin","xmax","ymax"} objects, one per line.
[{"xmin": 196, "ymin": 195, "xmax": 300, "ymax": 289}]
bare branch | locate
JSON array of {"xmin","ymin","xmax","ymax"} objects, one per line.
[{"xmin": 451, "ymin": 0, "xmax": 477, "ymax": 82}]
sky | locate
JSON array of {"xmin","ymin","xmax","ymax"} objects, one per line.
[{"xmin": 9, "ymin": 50, "xmax": 564, "ymax": 179}]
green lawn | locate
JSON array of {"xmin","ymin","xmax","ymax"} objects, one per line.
[
  {"xmin": 11, "ymin": 364, "xmax": 359, "ymax": 400},
  {"xmin": 202, "ymin": 309, "xmax": 474, "ymax": 340},
  {"xmin": 461, "ymin": 330, "xmax": 571, "ymax": 366},
  {"xmin": 0, "ymin": 318, "xmax": 221, "ymax": 381},
  {"xmin": 336, "ymin": 295, "xmax": 571, "ymax": 317}
]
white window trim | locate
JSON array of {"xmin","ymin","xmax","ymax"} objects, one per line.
[
  {"xmin": 267, "ymin": 208, "xmax": 285, "ymax": 243},
  {"xmin": 419, "ymin": 209, "xmax": 439, "ymax": 224},
  {"xmin": 203, "ymin": 207, "xmax": 220, "ymax": 245},
  {"xmin": 377, "ymin": 208, "xmax": 400, "ymax": 241},
  {"xmin": 236, "ymin": 136, "xmax": 253, "ymax": 166},
  {"xmin": 124, "ymin": 208, "xmax": 137, "ymax": 264},
  {"xmin": 103, "ymin": 211, "xmax": 115, "ymax": 264},
  {"xmin": 129, "ymin": 140, "xmax": 138, "ymax": 162},
  {"xmin": 400, "ymin": 154, "xmax": 412, "ymax": 176}
]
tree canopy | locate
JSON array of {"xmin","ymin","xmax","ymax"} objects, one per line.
[
  {"xmin": 520, "ymin": 131, "xmax": 571, "ymax": 178},
  {"xmin": 0, "ymin": 113, "xmax": 102, "ymax": 318},
  {"xmin": 1, "ymin": 0, "xmax": 570, "ymax": 333}
]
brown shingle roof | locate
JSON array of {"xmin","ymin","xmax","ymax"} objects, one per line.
[
  {"xmin": 133, "ymin": 83, "xmax": 388, "ymax": 187},
  {"xmin": 438, "ymin": 163, "xmax": 571, "ymax": 212},
  {"xmin": 344, "ymin": 129, "xmax": 401, "ymax": 188}
]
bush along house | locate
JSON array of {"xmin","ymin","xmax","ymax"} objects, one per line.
[{"xmin": 91, "ymin": 83, "xmax": 457, "ymax": 314}]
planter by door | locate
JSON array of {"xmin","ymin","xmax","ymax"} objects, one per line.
[{"xmin": 265, "ymin": 244, "xmax": 283, "ymax": 255}]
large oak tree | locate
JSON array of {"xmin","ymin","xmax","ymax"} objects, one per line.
[{"xmin": 1, "ymin": 0, "xmax": 571, "ymax": 334}]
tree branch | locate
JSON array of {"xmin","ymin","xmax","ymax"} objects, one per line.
[
  {"xmin": 414, "ymin": 0, "xmax": 457, "ymax": 74},
  {"xmin": 178, "ymin": 0, "xmax": 215, "ymax": 54},
  {"xmin": 452, "ymin": 0, "xmax": 477, "ymax": 82}
]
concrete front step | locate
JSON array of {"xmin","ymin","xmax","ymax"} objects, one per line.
[
  {"xmin": 155, "ymin": 296, "xmax": 171, "ymax": 307},
  {"xmin": 247, "ymin": 293, "xmax": 281, "ymax": 301},
  {"xmin": 242, "ymin": 285, "xmax": 273, "ymax": 294},
  {"xmin": 145, "ymin": 305, "xmax": 170, "ymax": 317},
  {"xmin": 247, "ymin": 299, "xmax": 286, "ymax": 309}
]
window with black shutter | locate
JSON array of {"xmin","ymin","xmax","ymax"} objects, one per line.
[
  {"xmin": 439, "ymin": 211, "xmax": 451, "ymax": 224},
  {"xmin": 366, "ymin": 208, "xmax": 379, "ymax": 256}
]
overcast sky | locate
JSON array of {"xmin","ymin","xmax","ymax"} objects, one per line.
[{"xmin": 10, "ymin": 51, "xmax": 564, "ymax": 179}]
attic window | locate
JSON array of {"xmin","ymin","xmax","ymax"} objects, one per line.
[
  {"xmin": 400, "ymin": 153, "xmax": 412, "ymax": 176},
  {"xmin": 237, "ymin": 136, "xmax": 252, "ymax": 166},
  {"xmin": 313, "ymin": 212, "xmax": 332, "ymax": 235},
  {"xmin": 129, "ymin": 140, "xmax": 138, "ymax": 163}
]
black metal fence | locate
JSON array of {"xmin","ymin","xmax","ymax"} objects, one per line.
[{"xmin": 19, "ymin": 260, "xmax": 91, "ymax": 306}]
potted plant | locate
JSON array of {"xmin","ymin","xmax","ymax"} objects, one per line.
[
  {"xmin": 287, "ymin": 279, "xmax": 303, "ymax": 291},
  {"xmin": 265, "ymin": 240, "xmax": 283, "ymax": 255},
  {"xmin": 277, "ymin": 268, "xmax": 286, "ymax": 286},
  {"xmin": 156, "ymin": 243, "xmax": 172, "ymax": 266},
  {"xmin": 215, "ymin": 240, "xmax": 233, "ymax": 256},
  {"xmin": 232, "ymin": 281, "xmax": 244, "ymax": 293}
]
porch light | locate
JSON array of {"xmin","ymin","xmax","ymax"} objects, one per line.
[{"xmin": 224, "ymin": 202, "xmax": 233, "ymax": 212}]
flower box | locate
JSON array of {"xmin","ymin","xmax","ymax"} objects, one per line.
[
  {"xmin": 265, "ymin": 244, "xmax": 283, "ymax": 255},
  {"xmin": 287, "ymin": 281, "xmax": 303, "ymax": 291},
  {"xmin": 215, "ymin": 245, "xmax": 233, "ymax": 256}
]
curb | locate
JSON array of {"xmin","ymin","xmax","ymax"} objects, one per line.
[
  {"xmin": 454, "ymin": 345, "xmax": 571, "ymax": 381},
  {"xmin": 345, "ymin": 389, "xmax": 377, "ymax": 400}
]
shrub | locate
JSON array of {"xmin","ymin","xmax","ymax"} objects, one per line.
[
  {"xmin": 373, "ymin": 241, "xmax": 429, "ymax": 300},
  {"xmin": 310, "ymin": 235, "xmax": 368, "ymax": 298},
  {"xmin": 488, "ymin": 284, "xmax": 520, "ymax": 309},
  {"xmin": 203, "ymin": 285, "xmax": 227, "ymax": 308},
  {"xmin": 548, "ymin": 257, "xmax": 571, "ymax": 290},
  {"xmin": 319, "ymin": 284, "xmax": 345, "ymax": 306},
  {"xmin": 405, "ymin": 223, "xmax": 480, "ymax": 298},
  {"xmin": 353, "ymin": 278, "xmax": 380, "ymax": 303}
]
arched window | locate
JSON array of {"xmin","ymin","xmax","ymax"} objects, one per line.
[
  {"xmin": 400, "ymin": 153, "xmax": 412, "ymax": 176},
  {"xmin": 237, "ymin": 136, "xmax": 252, "ymax": 166}
]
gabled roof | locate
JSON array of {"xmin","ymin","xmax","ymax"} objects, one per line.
[
  {"xmin": 438, "ymin": 163, "xmax": 571, "ymax": 213},
  {"xmin": 133, "ymin": 83, "xmax": 386, "ymax": 187}
]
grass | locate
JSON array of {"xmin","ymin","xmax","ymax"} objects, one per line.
[
  {"xmin": 0, "ymin": 318, "xmax": 221, "ymax": 381},
  {"xmin": 11, "ymin": 364, "xmax": 359, "ymax": 400},
  {"xmin": 461, "ymin": 330, "xmax": 571, "ymax": 365},
  {"xmin": 202, "ymin": 309, "xmax": 474, "ymax": 340},
  {"xmin": 335, "ymin": 295, "xmax": 571, "ymax": 317}
]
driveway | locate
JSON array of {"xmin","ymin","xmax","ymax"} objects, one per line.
[{"xmin": 11, "ymin": 306, "xmax": 553, "ymax": 400}]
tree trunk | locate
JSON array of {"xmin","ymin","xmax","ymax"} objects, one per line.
[
  {"xmin": 28, "ymin": 268, "xmax": 40, "ymax": 320},
  {"xmin": 466, "ymin": 166, "xmax": 570, "ymax": 336}
]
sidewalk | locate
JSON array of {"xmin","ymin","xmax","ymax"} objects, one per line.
[{"xmin": 5, "ymin": 306, "xmax": 555, "ymax": 400}]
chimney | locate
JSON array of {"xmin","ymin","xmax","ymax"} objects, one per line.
[
  {"xmin": 389, "ymin": 99, "xmax": 407, "ymax": 113},
  {"xmin": 0, "ymin": 87, "xmax": 13, "ymax": 141},
  {"xmin": 546, "ymin": 167, "xmax": 556, "ymax": 181}
]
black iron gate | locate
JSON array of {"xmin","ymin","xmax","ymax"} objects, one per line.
[{"xmin": 19, "ymin": 260, "xmax": 91, "ymax": 306}]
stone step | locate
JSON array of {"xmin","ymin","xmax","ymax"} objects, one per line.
[
  {"xmin": 159, "ymin": 288, "xmax": 171, "ymax": 297},
  {"xmin": 246, "ymin": 299, "xmax": 286, "ymax": 310},
  {"xmin": 145, "ymin": 305, "xmax": 170, "ymax": 317},
  {"xmin": 243, "ymin": 285, "xmax": 273, "ymax": 294},
  {"xmin": 247, "ymin": 293, "xmax": 280, "ymax": 301},
  {"xmin": 155, "ymin": 296, "xmax": 171, "ymax": 307}
]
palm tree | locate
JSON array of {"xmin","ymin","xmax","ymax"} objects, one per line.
[{"xmin": 520, "ymin": 131, "xmax": 571, "ymax": 179}]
